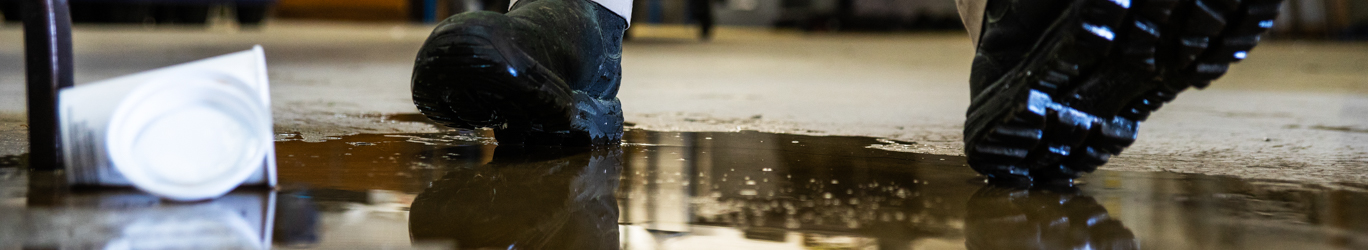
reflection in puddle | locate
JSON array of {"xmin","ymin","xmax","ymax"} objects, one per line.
[
  {"xmin": 5, "ymin": 127, "xmax": 1368, "ymax": 249},
  {"xmin": 966, "ymin": 186, "xmax": 1136, "ymax": 249},
  {"xmin": 410, "ymin": 148, "xmax": 622, "ymax": 249},
  {"xmin": 272, "ymin": 129, "xmax": 1368, "ymax": 249},
  {"xmin": 0, "ymin": 183, "xmax": 278, "ymax": 249}
]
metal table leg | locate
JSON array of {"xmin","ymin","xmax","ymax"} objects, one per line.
[{"xmin": 23, "ymin": 0, "xmax": 74, "ymax": 170}]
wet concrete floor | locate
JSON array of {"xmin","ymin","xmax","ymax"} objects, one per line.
[
  {"xmin": 3, "ymin": 125, "xmax": 1368, "ymax": 249},
  {"xmin": 3, "ymin": 23, "xmax": 1366, "ymax": 182}
]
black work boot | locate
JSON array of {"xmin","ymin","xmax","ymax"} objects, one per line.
[
  {"xmin": 964, "ymin": 0, "xmax": 1284, "ymax": 183},
  {"xmin": 412, "ymin": 0, "xmax": 627, "ymax": 146}
]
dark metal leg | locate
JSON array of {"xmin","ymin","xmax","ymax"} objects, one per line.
[
  {"xmin": 23, "ymin": 0, "xmax": 74, "ymax": 171},
  {"xmin": 688, "ymin": 0, "xmax": 713, "ymax": 40}
]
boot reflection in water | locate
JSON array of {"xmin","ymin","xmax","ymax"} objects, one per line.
[
  {"xmin": 408, "ymin": 147, "xmax": 623, "ymax": 249},
  {"xmin": 965, "ymin": 185, "xmax": 1138, "ymax": 250},
  {"xmin": 411, "ymin": 0, "xmax": 631, "ymax": 146}
]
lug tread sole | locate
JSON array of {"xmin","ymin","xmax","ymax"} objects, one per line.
[{"xmin": 965, "ymin": 0, "xmax": 1283, "ymax": 182}]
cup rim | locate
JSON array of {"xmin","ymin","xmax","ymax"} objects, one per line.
[{"xmin": 105, "ymin": 70, "xmax": 271, "ymax": 201}]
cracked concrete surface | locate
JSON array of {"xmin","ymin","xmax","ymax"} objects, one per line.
[{"xmin": 0, "ymin": 22, "xmax": 1365, "ymax": 184}]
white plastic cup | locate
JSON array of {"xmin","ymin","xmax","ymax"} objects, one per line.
[{"xmin": 59, "ymin": 46, "xmax": 277, "ymax": 201}]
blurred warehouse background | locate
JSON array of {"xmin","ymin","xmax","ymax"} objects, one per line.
[{"xmin": 0, "ymin": 0, "xmax": 1365, "ymax": 39}]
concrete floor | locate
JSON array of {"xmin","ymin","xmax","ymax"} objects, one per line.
[{"xmin": 0, "ymin": 21, "xmax": 1365, "ymax": 184}]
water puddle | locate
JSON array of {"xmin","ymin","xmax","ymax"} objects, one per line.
[{"xmin": 3, "ymin": 125, "xmax": 1368, "ymax": 249}]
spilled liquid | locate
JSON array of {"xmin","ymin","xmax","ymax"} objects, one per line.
[{"xmin": 3, "ymin": 127, "xmax": 1368, "ymax": 249}]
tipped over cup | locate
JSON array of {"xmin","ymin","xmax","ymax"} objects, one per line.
[{"xmin": 60, "ymin": 46, "xmax": 277, "ymax": 201}]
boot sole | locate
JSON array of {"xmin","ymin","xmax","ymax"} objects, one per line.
[{"xmin": 964, "ymin": 0, "xmax": 1284, "ymax": 182}]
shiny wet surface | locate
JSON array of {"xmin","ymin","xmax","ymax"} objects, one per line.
[{"xmin": 3, "ymin": 129, "xmax": 1368, "ymax": 249}]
